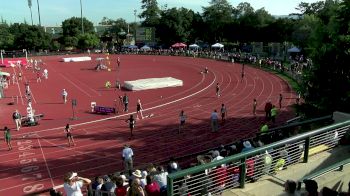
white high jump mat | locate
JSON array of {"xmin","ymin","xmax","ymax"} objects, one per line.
[
  {"xmin": 124, "ymin": 77, "xmax": 183, "ymax": 91},
  {"xmin": 62, "ymin": 56, "xmax": 91, "ymax": 62}
]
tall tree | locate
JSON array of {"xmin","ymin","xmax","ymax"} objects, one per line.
[
  {"xmin": 0, "ymin": 23, "xmax": 14, "ymax": 49},
  {"xmin": 301, "ymin": 0, "xmax": 350, "ymax": 114},
  {"xmin": 9, "ymin": 23, "xmax": 51, "ymax": 50},
  {"xmin": 61, "ymin": 17, "xmax": 94, "ymax": 47},
  {"xmin": 202, "ymin": 0, "xmax": 234, "ymax": 42},
  {"xmin": 157, "ymin": 7, "xmax": 195, "ymax": 45},
  {"xmin": 139, "ymin": 0, "xmax": 160, "ymax": 27}
]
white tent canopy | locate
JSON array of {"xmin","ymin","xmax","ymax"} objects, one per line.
[
  {"xmin": 211, "ymin": 43, "xmax": 224, "ymax": 48},
  {"xmin": 287, "ymin": 47, "xmax": 301, "ymax": 53},
  {"xmin": 141, "ymin": 45, "xmax": 151, "ymax": 50},
  {"xmin": 189, "ymin": 44, "xmax": 200, "ymax": 48}
]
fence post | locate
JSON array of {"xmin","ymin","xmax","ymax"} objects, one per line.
[
  {"xmin": 303, "ymin": 137, "xmax": 310, "ymax": 163},
  {"xmin": 239, "ymin": 157, "xmax": 247, "ymax": 188},
  {"xmin": 167, "ymin": 176, "xmax": 173, "ymax": 196}
]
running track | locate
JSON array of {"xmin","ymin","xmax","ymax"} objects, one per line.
[{"xmin": 0, "ymin": 54, "xmax": 296, "ymax": 195}]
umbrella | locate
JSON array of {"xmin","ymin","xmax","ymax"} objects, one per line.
[
  {"xmin": 141, "ymin": 45, "xmax": 151, "ymax": 50},
  {"xmin": 189, "ymin": 44, "xmax": 200, "ymax": 49},
  {"xmin": 287, "ymin": 47, "xmax": 301, "ymax": 53},
  {"xmin": 211, "ymin": 43, "xmax": 224, "ymax": 48},
  {"xmin": 172, "ymin": 43, "xmax": 187, "ymax": 48}
]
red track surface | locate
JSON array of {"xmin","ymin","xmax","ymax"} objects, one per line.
[{"xmin": 0, "ymin": 55, "xmax": 296, "ymax": 195}]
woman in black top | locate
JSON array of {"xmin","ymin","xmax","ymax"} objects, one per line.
[{"xmin": 126, "ymin": 115, "xmax": 136, "ymax": 137}]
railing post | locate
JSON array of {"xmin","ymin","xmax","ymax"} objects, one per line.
[
  {"xmin": 167, "ymin": 176, "xmax": 174, "ymax": 196},
  {"xmin": 239, "ymin": 157, "xmax": 247, "ymax": 188},
  {"xmin": 303, "ymin": 137, "xmax": 310, "ymax": 163}
]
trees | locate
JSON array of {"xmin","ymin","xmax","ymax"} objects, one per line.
[
  {"xmin": 77, "ymin": 33, "xmax": 99, "ymax": 49},
  {"xmin": 157, "ymin": 7, "xmax": 195, "ymax": 45},
  {"xmin": 202, "ymin": 0, "xmax": 234, "ymax": 42},
  {"xmin": 301, "ymin": 0, "xmax": 350, "ymax": 113},
  {"xmin": 0, "ymin": 23, "xmax": 14, "ymax": 50},
  {"xmin": 139, "ymin": 0, "xmax": 160, "ymax": 27},
  {"xmin": 61, "ymin": 17, "xmax": 95, "ymax": 48},
  {"xmin": 9, "ymin": 23, "xmax": 51, "ymax": 50}
]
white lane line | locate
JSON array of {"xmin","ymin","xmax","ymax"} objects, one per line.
[
  {"xmin": 59, "ymin": 73, "xmax": 92, "ymax": 97},
  {"xmin": 37, "ymin": 138, "xmax": 55, "ymax": 187}
]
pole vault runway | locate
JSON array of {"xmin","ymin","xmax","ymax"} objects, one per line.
[{"xmin": 0, "ymin": 54, "xmax": 296, "ymax": 195}]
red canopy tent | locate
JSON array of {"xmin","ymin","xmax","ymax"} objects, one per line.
[{"xmin": 171, "ymin": 43, "xmax": 187, "ymax": 48}]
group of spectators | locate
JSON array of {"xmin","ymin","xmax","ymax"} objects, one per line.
[{"xmin": 284, "ymin": 179, "xmax": 350, "ymax": 196}]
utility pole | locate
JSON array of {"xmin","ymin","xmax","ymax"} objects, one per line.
[
  {"xmin": 80, "ymin": 0, "xmax": 84, "ymax": 34},
  {"xmin": 36, "ymin": 0, "xmax": 41, "ymax": 26}
]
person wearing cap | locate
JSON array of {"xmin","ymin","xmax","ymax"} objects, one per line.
[
  {"xmin": 241, "ymin": 141, "xmax": 254, "ymax": 152},
  {"xmin": 63, "ymin": 171, "xmax": 91, "ymax": 196},
  {"xmin": 140, "ymin": 171, "xmax": 148, "ymax": 188},
  {"xmin": 62, "ymin": 89, "xmax": 68, "ymax": 104},
  {"xmin": 12, "ymin": 109, "xmax": 22, "ymax": 131},
  {"xmin": 122, "ymin": 144, "xmax": 134, "ymax": 175},
  {"xmin": 101, "ymin": 175, "xmax": 116, "ymax": 194}
]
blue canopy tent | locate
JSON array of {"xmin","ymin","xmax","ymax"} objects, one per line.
[
  {"xmin": 287, "ymin": 47, "xmax": 301, "ymax": 53},
  {"xmin": 128, "ymin": 45, "xmax": 138, "ymax": 49}
]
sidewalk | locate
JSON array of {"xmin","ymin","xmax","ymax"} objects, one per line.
[{"xmin": 223, "ymin": 145, "xmax": 350, "ymax": 196}]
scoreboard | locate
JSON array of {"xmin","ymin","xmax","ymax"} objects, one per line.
[{"xmin": 136, "ymin": 27, "xmax": 155, "ymax": 43}]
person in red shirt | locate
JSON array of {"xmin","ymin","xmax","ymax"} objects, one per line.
[
  {"xmin": 115, "ymin": 176, "xmax": 127, "ymax": 196},
  {"xmin": 145, "ymin": 175, "xmax": 160, "ymax": 196}
]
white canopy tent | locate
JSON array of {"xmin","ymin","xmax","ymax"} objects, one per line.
[
  {"xmin": 287, "ymin": 47, "xmax": 301, "ymax": 53},
  {"xmin": 141, "ymin": 45, "xmax": 151, "ymax": 51},
  {"xmin": 189, "ymin": 44, "xmax": 200, "ymax": 49},
  {"xmin": 211, "ymin": 43, "xmax": 224, "ymax": 48}
]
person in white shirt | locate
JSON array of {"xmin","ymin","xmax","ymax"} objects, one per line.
[
  {"xmin": 211, "ymin": 110, "xmax": 219, "ymax": 132},
  {"xmin": 122, "ymin": 144, "xmax": 134, "ymax": 175},
  {"xmin": 62, "ymin": 89, "xmax": 68, "ymax": 104},
  {"xmin": 63, "ymin": 172, "xmax": 91, "ymax": 196}
]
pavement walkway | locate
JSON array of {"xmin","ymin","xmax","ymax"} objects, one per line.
[{"xmin": 223, "ymin": 145, "xmax": 350, "ymax": 196}]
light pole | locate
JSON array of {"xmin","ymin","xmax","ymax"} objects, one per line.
[
  {"xmin": 28, "ymin": 0, "xmax": 34, "ymax": 25},
  {"xmin": 36, "ymin": 0, "xmax": 41, "ymax": 26},
  {"xmin": 80, "ymin": 0, "xmax": 84, "ymax": 34},
  {"xmin": 134, "ymin": 9, "xmax": 137, "ymax": 44}
]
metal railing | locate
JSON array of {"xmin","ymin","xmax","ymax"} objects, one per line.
[{"xmin": 167, "ymin": 120, "xmax": 350, "ymax": 196}]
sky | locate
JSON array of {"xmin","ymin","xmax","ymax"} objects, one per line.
[{"xmin": 1, "ymin": 0, "xmax": 321, "ymax": 26}]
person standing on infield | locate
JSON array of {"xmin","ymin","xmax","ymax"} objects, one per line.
[
  {"xmin": 211, "ymin": 109, "xmax": 219, "ymax": 132},
  {"xmin": 4, "ymin": 126, "xmax": 12, "ymax": 150},
  {"xmin": 279, "ymin": 94, "xmax": 283, "ymax": 108},
  {"xmin": 122, "ymin": 93, "xmax": 129, "ymax": 112},
  {"xmin": 136, "ymin": 99, "xmax": 144, "ymax": 119},
  {"xmin": 122, "ymin": 144, "xmax": 134, "ymax": 175},
  {"xmin": 126, "ymin": 115, "xmax": 136, "ymax": 138},
  {"xmin": 64, "ymin": 124, "xmax": 76, "ymax": 147},
  {"xmin": 62, "ymin": 89, "xmax": 68, "ymax": 104},
  {"xmin": 178, "ymin": 110, "xmax": 186, "ymax": 134},
  {"xmin": 216, "ymin": 83, "xmax": 221, "ymax": 97},
  {"xmin": 220, "ymin": 104, "xmax": 227, "ymax": 124},
  {"xmin": 12, "ymin": 109, "xmax": 22, "ymax": 131},
  {"xmin": 253, "ymin": 99, "xmax": 257, "ymax": 116}
]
